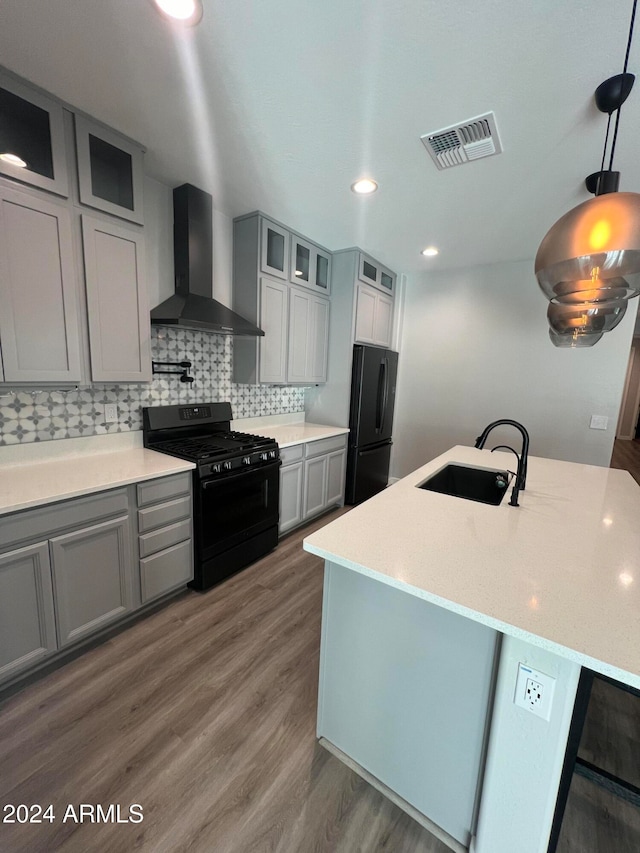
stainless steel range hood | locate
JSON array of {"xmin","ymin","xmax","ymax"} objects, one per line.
[{"xmin": 151, "ymin": 184, "xmax": 264, "ymax": 336}]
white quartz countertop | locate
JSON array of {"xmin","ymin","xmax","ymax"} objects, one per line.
[
  {"xmin": 304, "ymin": 445, "xmax": 640, "ymax": 688},
  {"xmin": 251, "ymin": 422, "xmax": 349, "ymax": 448},
  {"xmin": 0, "ymin": 448, "xmax": 194, "ymax": 516}
]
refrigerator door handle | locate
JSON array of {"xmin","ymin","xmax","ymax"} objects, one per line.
[
  {"xmin": 358, "ymin": 440, "xmax": 393, "ymax": 457},
  {"xmin": 380, "ymin": 357, "xmax": 389, "ymax": 434},
  {"xmin": 375, "ymin": 360, "xmax": 386, "ymax": 432}
]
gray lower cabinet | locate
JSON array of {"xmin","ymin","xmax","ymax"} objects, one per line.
[
  {"xmin": 137, "ymin": 471, "xmax": 193, "ymax": 603},
  {"xmin": 304, "ymin": 455, "xmax": 328, "ymax": 519},
  {"xmin": 303, "ymin": 436, "xmax": 347, "ymax": 521},
  {"xmin": 0, "ymin": 542, "xmax": 57, "ymax": 682},
  {"xmin": 280, "ymin": 436, "xmax": 347, "ymax": 534},
  {"xmin": 0, "ymin": 473, "xmax": 193, "ymax": 689},
  {"xmin": 50, "ymin": 515, "xmax": 132, "ymax": 647},
  {"xmin": 279, "ymin": 444, "xmax": 304, "ymax": 535}
]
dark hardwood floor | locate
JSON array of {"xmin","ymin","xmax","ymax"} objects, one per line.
[
  {"xmin": 610, "ymin": 438, "xmax": 640, "ymax": 485},
  {"xmin": 0, "ymin": 508, "xmax": 450, "ymax": 853},
  {"xmin": 1, "ymin": 505, "xmax": 639, "ymax": 852}
]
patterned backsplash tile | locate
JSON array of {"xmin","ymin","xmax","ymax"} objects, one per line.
[{"xmin": 0, "ymin": 327, "xmax": 305, "ymax": 445}]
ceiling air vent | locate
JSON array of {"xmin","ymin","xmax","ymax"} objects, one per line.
[{"xmin": 420, "ymin": 112, "xmax": 502, "ymax": 170}]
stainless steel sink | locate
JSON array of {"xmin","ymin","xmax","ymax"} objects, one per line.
[{"xmin": 417, "ymin": 463, "xmax": 511, "ymax": 506}]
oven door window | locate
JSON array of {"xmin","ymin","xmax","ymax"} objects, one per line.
[{"xmin": 197, "ymin": 463, "xmax": 280, "ymax": 558}]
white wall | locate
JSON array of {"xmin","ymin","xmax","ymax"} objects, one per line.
[
  {"xmin": 143, "ymin": 176, "xmax": 234, "ymax": 310},
  {"xmin": 391, "ymin": 259, "xmax": 636, "ymax": 478}
]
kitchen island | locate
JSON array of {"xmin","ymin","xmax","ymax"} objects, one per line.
[{"xmin": 303, "ymin": 445, "xmax": 640, "ymax": 853}]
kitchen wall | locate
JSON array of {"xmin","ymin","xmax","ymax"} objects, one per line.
[
  {"xmin": 0, "ymin": 328, "xmax": 305, "ymax": 445},
  {"xmin": 391, "ymin": 259, "xmax": 637, "ymax": 478}
]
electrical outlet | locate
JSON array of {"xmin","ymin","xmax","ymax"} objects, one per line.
[
  {"xmin": 590, "ymin": 415, "xmax": 608, "ymax": 430},
  {"xmin": 525, "ymin": 678, "xmax": 543, "ymax": 709},
  {"xmin": 514, "ymin": 663, "xmax": 556, "ymax": 721},
  {"xmin": 104, "ymin": 403, "xmax": 118, "ymax": 423}
]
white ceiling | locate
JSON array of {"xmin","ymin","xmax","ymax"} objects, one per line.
[{"xmin": 0, "ymin": 0, "xmax": 638, "ymax": 276}]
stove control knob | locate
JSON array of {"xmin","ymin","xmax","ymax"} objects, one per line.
[
  {"xmin": 269, "ymin": 450, "xmax": 277, "ymax": 459},
  {"xmin": 243, "ymin": 456, "xmax": 251, "ymax": 466},
  {"xmin": 260, "ymin": 452, "xmax": 268, "ymax": 461},
  {"xmin": 223, "ymin": 461, "xmax": 233, "ymax": 471},
  {"xmin": 212, "ymin": 463, "xmax": 221, "ymax": 474}
]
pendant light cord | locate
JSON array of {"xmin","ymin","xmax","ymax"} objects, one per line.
[{"xmin": 608, "ymin": 0, "xmax": 638, "ymax": 170}]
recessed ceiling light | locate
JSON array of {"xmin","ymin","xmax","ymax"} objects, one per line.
[
  {"xmin": 152, "ymin": 0, "xmax": 203, "ymax": 24},
  {"xmin": 0, "ymin": 152, "xmax": 27, "ymax": 168},
  {"xmin": 351, "ymin": 178, "xmax": 378, "ymax": 195},
  {"xmin": 421, "ymin": 246, "xmax": 439, "ymax": 257}
]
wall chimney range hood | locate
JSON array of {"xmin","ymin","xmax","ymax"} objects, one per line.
[{"xmin": 151, "ymin": 184, "xmax": 264, "ymax": 336}]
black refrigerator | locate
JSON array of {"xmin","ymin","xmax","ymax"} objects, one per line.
[{"xmin": 345, "ymin": 344, "xmax": 399, "ymax": 505}]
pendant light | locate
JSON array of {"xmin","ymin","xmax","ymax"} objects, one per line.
[
  {"xmin": 549, "ymin": 329, "xmax": 604, "ymax": 348},
  {"xmin": 549, "ymin": 329, "xmax": 604, "ymax": 349},
  {"xmin": 536, "ymin": 0, "xmax": 640, "ymax": 346},
  {"xmin": 547, "ymin": 299, "xmax": 628, "ymax": 335}
]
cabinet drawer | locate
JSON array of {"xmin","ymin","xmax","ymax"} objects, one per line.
[
  {"xmin": 0, "ymin": 489, "xmax": 129, "ymax": 552},
  {"xmin": 137, "ymin": 496, "xmax": 191, "ymax": 534},
  {"xmin": 280, "ymin": 444, "xmax": 304, "ymax": 465},
  {"xmin": 305, "ymin": 434, "xmax": 348, "ymax": 458},
  {"xmin": 137, "ymin": 473, "xmax": 191, "ymax": 507},
  {"xmin": 140, "ymin": 539, "xmax": 193, "ymax": 603},
  {"xmin": 139, "ymin": 519, "xmax": 191, "ymax": 558}
]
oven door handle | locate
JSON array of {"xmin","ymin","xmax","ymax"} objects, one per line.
[{"xmin": 201, "ymin": 461, "xmax": 281, "ymax": 488}]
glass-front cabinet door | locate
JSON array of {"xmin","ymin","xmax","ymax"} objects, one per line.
[
  {"xmin": 75, "ymin": 115, "xmax": 144, "ymax": 224},
  {"xmin": 290, "ymin": 236, "xmax": 312, "ymax": 286},
  {"xmin": 290, "ymin": 236, "xmax": 332, "ymax": 295},
  {"xmin": 314, "ymin": 247, "xmax": 332, "ymax": 294},
  {"xmin": 260, "ymin": 218, "xmax": 289, "ymax": 279},
  {"xmin": 358, "ymin": 252, "xmax": 395, "ymax": 296},
  {"xmin": 379, "ymin": 265, "xmax": 396, "ymax": 296},
  {"xmin": 0, "ymin": 72, "xmax": 68, "ymax": 197}
]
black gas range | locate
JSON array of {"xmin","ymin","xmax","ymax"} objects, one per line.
[{"xmin": 143, "ymin": 402, "xmax": 280, "ymax": 591}]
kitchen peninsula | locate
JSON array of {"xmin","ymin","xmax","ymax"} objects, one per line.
[{"xmin": 303, "ymin": 445, "xmax": 640, "ymax": 853}]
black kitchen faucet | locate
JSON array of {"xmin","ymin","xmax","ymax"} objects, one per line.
[{"xmin": 474, "ymin": 419, "xmax": 530, "ymax": 507}]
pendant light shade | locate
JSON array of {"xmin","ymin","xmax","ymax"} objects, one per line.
[
  {"xmin": 535, "ymin": 192, "xmax": 640, "ymax": 304},
  {"xmin": 547, "ymin": 298, "xmax": 628, "ymax": 334},
  {"xmin": 549, "ymin": 329, "xmax": 604, "ymax": 348}
]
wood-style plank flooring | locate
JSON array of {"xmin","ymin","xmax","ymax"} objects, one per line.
[
  {"xmin": 610, "ymin": 438, "xmax": 640, "ymax": 485},
  {"xmin": 557, "ymin": 678, "xmax": 640, "ymax": 852},
  {"xmin": 1, "ymin": 506, "xmax": 640, "ymax": 852},
  {"xmin": 0, "ymin": 509, "xmax": 450, "ymax": 853}
]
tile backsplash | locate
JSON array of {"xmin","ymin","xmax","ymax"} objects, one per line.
[{"xmin": 0, "ymin": 328, "xmax": 305, "ymax": 446}]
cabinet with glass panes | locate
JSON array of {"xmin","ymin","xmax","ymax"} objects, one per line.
[
  {"xmin": 0, "ymin": 68, "xmax": 144, "ymax": 224},
  {"xmin": 232, "ymin": 212, "xmax": 332, "ymax": 384}
]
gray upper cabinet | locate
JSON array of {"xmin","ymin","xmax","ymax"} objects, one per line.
[
  {"xmin": 0, "ymin": 71, "xmax": 69, "ymax": 197},
  {"xmin": 0, "ymin": 184, "xmax": 82, "ymax": 382},
  {"xmin": 233, "ymin": 211, "xmax": 331, "ymax": 385},
  {"xmin": 290, "ymin": 235, "xmax": 332, "ymax": 295},
  {"xmin": 261, "ymin": 218, "xmax": 289, "ymax": 279},
  {"xmin": 259, "ymin": 278, "xmax": 289, "ymax": 384},
  {"xmin": 50, "ymin": 514, "xmax": 132, "ymax": 648},
  {"xmin": 288, "ymin": 288, "xmax": 329, "ymax": 384},
  {"xmin": 0, "ymin": 541, "xmax": 57, "ymax": 683},
  {"xmin": 358, "ymin": 252, "xmax": 396, "ymax": 296},
  {"xmin": 75, "ymin": 115, "xmax": 144, "ymax": 225},
  {"xmin": 354, "ymin": 283, "xmax": 393, "ymax": 348},
  {"xmin": 82, "ymin": 214, "xmax": 151, "ymax": 382},
  {"xmin": 0, "ymin": 69, "xmax": 151, "ymax": 386}
]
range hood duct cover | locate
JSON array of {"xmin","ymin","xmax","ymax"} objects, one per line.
[{"xmin": 151, "ymin": 184, "xmax": 264, "ymax": 336}]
